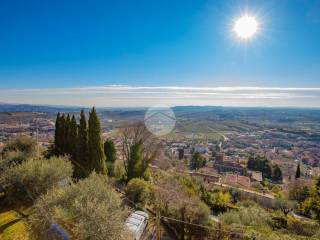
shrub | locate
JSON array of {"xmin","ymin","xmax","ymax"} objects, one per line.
[
  {"xmin": 287, "ymin": 215, "xmax": 319, "ymax": 237},
  {"xmin": 228, "ymin": 188, "xmax": 243, "ymax": 203},
  {"xmin": 29, "ymin": 173, "xmax": 131, "ymax": 240},
  {"xmin": 202, "ymin": 190, "xmax": 232, "ymax": 212},
  {"xmin": 114, "ymin": 161, "xmax": 126, "ymax": 181},
  {"xmin": 0, "ymin": 156, "xmax": 73, "ymax": 204},
  {"xmin": 125, "ymin": 178, "xmax": 152, "ymax": 206},
  {"xmin": 272, "ymin": 197, "xmax": 297, "ymax": 215},
  {"xmin": 153, "ymin": 172, "xmax": 211, "ymax": 239},
  {"xmin": 237, "ymin": 200, "xmax": 258, "ymax": 208},
  {"xmin": 288, "ymin": 179, "xmax": 312, "ymax": 203},
  {"xmin": 2, "ymin": 136, "xmax": 37, "ymax": 158},
  {"xmin": 220, "ymin": 205, "xmax": 272, "ymax": 228},
  {"xmin": 1, "ymin": 136, "xmax": 37, "ymax": 171},
  {"xmin": 271, "ymin": 211, "xmax": 288, "ymax": 229},
  {"xmin": 0, "ymin": 150, "xmax": 25, "ymax": 171},
  {"xmin": 301, "ymin": 177, "xmax": 320, "ymax": 223}
]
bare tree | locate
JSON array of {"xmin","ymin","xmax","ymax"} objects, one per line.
[
  {"xmin": 153, "ymin": 172, "xmax": 211, "ymax": 239},
  {"xmin": 120, "ymin": 121, "xmax": 160, "ymax": 180}
]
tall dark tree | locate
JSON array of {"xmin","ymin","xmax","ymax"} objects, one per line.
[
  {"xmin": 262, "ymin": 161, "xmax": 272, "ymax": 179},
  {"xmin": 272, "ymin": 164, "xmax": 283, "ymax": 182},
  {"xmin": 60, "ymin": 113, "xmax": 67, "ymax": 154},
  {"xmin": 69, "ymin": 115, "xmax": 78, "ymax": 159},
  {"xmin": 295, "ymin": 162, "xmax": 301, "ymax": 179},
  {"xmin": 127, "ymin": 140, "xmax": 143, "ymax": 181},
  {"xmin": 64, "ymin": 114, "xmax": 72, "ymax": 155},
  {"xmin": 121, "ymin": 122, "xmax": 159, "ymax": 182},
  {"xmin": 190, "ymin": 152, "xmax": 206, "ymax": 170},
  {"xmin": 77, "ymin": 110, "xmax": 89, "ymax": 176},
  {"xmin": 88, "ymin": 107, "xmax": 107, "ymax": 174},
  {"xmin": 104, "ymin": 139, "xmax": 116, "ymax": 177},
  {"xmin": 178, "ymin": 149, "xmax": 184, "ymax": 160},
  {"xmin": 247, "ymin": 155, "xmax": 272, "ymax": 179},
  {"xmin": 54, "ymin": 112, "xmax": 62, "ymax": 154}
]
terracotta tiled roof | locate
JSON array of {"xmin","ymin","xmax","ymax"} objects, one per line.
[{"xmin": 224, "ymin": 173, "xmax": 251, "ymax": 188}]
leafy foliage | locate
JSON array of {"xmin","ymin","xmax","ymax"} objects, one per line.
[
  {"xmin": 247, "ymin": 155, "xmax": 272, "ymax": 179},
  {"xmin": 202, "ymin": 188, "xmax": 233, "ymax": 212},
  {"xmin": 104, "ymin": 139, "xmax": 116, "ymax": 177},
  {"xmin": 272, "ymin": 197, "xmax": 297, "ymax": 215},
  {"xmin": 69, "ymin": 115, "xmax": 78, "ymax": 160},
  {"xmin": 190, "ymin": 152, "xmax": 206, "ymax": 170},
  {"xmin": 2, "ymin": 136, "xmax": 37, "ymax": 157},
  {"xmin": 0, "ymin": 156, "xmax": 73, "ymax": 204},
  {"xmin": 126, "ymin": 140, "xmax": 144, "ymax": 180},
  {"xmin": 287, "ymin": 215, "xmax": 319, "ymax": 237},
  {"xmin": 153, "ymin": 171, "xmax": 210, "ymax": 239},
  {"xmin": 302, "ymin": 177, "xmax": 320, "ymax": 223},
  {"xmin": 53, "ymin": 108, "xmax": 107, "ymax": 176},
  {"xmin": 29, "ymin": 173, "xmax": 131, "ymax": 240},
  {"xmin": 77, "ymin": 109, "xmax": 89, "ymax": 178},
  {"xmin": 121, "ymin": 122, "xmax": 159, "ymax": 181},
  {"xmin": 1, "ymin": 136, "xmax": 37, "ymax": 170},
  {"xmin": 88, "ymin": 107, "xmax": 107, "ymax": 174},
  {"xmin": 272, "ymin": 164, "xmax": 283, "ymax": 183},
  {"xmin": 247, "ymin": 155, "xmax": 283, "ymax": 182},
  {"xmin": 220, "ymin": 205, "xmax": 272, "ymax": 228},
  {"xmin": 288, "ymin": 179, "xmax": 311, "ymax": 203},
  {"xmin": 125, "ymin": 178, "xmax": 152, "ymax": 206}
]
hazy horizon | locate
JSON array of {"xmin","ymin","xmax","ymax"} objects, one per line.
[{"xmin": 0, "ymin": 85, "xmax": 320, "ymax": 108}]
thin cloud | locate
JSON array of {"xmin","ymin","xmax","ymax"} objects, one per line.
[{"xmin": 0, "ymin": 85, "xmax": 319, "ymax": 107}]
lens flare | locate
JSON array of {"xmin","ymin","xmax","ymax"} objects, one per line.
[{"xmin": 233, "ymin": 15, "xmax": 258, "ymax": 39}]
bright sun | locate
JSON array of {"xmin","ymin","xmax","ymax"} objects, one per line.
[{"xmin": 233, "ymin": 15, "xmax": 258, "ymax": 39}]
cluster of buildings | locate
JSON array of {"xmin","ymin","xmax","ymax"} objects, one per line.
[
  {"xmin": 165, "ymin": 140, "xmax": 265, "ymax": 191},
  {"xmin": 165, "ymin": 126, "xmax": 319, "ymax": 193},
  {"xmin": 0, "ymin": 116, "xmax": 55, "ymax": 149}
]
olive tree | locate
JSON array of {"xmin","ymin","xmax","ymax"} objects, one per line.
[
  {"xmin": 1, "ymin": 136, "xmax": 37, "ymax": 170},
  {"xmin": 0, "ymin": 156, "xmax": 73, "ymax": 204},
  {"xmin": 29, "ymin": 173, "xmax": 131, "ymax": 240}
]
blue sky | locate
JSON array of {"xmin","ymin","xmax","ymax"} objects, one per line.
[{"xmin": 0, "ymin": 0, "xmax": 320, "ymax": 107}]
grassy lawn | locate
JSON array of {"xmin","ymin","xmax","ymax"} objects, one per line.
[{"xmin": 0, "ymin": 210, "xmax": 31, "ymax": 240}]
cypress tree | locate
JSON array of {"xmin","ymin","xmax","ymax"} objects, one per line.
[
  {"xmin": 295, "ymin": 162, "xmax": 301, "ymax": 179},
  {"xmin": 54, "ymin": 112, "xmax": 61, "ymax": 154},
  {"xmin": 104, "ymin": 139, "xmax": 116, "ymax": 177},
  {"xmin": 65, "ymin": 114, "xmax": 71, "ymax": 155},
  {"xmin": 60, "ymin": 113, "xmax": 67, "ymax": 154},
  {"xmin": 77, "ymin": 110, "xmax": 89, "ymax": 177},
  {"xmin": 272, "ymin": 164, "xmax": 283, "ymax": 182},
  {"xmin": 88, "ymin": 107, "xmax": 107, "ymax": 174},
  {"xmin": 69, "ymin": 115, "xmax": 78, "ymax": 159},
  {"xmin": 127, "ymin": 140, "xmax": 143, "ymax": 181}
]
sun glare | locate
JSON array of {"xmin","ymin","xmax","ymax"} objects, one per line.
[{"xmin": 233, "ymin": 15, "xmax": 258, "ymax": 40}]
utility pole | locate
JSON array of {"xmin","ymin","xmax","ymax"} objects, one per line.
[
  {"xmin": 36, "ymin": 118, "xmax": 40, "ymax": 158},
  {"xmin": 156, "ymin": 208, "xmax": 161, "ymax": 240}
]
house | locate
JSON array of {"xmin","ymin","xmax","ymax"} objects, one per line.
[
  {"xmin": 214, "ymin": 161, "xmax": 247, "ymax": 175},
  {"xmin": 194, "ymin": 145, "xmax": 209, "ymax": 154},
  {"xmin": 190, "ymin": 171, "xmax": 220, "ymax": 184},
  {"xmin": 249, "ymin": 170, "xmax": 263, "ymax": 182},
  {"xmin": 224, "ymin": 173, "xmax": 251, "ymax": 189}
]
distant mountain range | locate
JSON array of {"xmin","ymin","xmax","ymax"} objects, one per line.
[
  {"xmin": 0, "ymin": 103, "xmax": 85, "ymax": 113},
  {"xmin": 0, "ymin": 103, "xmax": 319, "ymax": 113}
]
